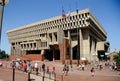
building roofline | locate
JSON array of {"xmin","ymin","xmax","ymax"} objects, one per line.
[
  {"xmin": 7, "ymin": 8, "xmax": 107, "ymax": 35},
  {"xmin": 88, "ymin": 9, "xmax": 107, "ymax": 36},
  {"xmin": 7, "ymin": 9, "xmax": 90, "ymax": 33}
]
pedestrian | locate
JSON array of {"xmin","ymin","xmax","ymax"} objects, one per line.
[
  {"xmin": 91, "ymin": 67, "xmax": 95, "ymax": 77},
  {"xmin": 70, "ymin": 65, "xmax": 73, "ymax": 71},
  {"xmin": 46, "ymin": 66, "xmax": 49, "ymax": 74},
  {"xmin": 78, "ymin": 64, "xmax": 82, "ymax": 70},
  {"xmin": 23, "ymin": 60, "xmax": 27, "ymax": 73},
  {"xmin": 12, "ymin": 61, "xmax": 16, "ymax": 69},
  {"xmin": 27, "ymin": 60, "xmax": 31, "ymax": 72},
  {"xmin": 63, "ymin": 64, "xmax": 66, "ymax": 74},
  {"xmin": 52, "ymin": 66, "xmax": 55, "ymax": 74},
  {"xmin": 81, "ymin": 63, "xmax": 85, "ymax": 71},
  {"xmin": 15, "ymin": 61, "xmax": 20, "ymax": 70},
  {"xmin": 65, "ymin": 65, "xmax": 69, "ymax": 76},
  {"xmin": 42, "ymin": 63, "xmax": 45, "ymax": 73},
  {"xmin": 19, "ymin": 60, "xmax": 23, "ymax": 70},
  {"xmin": 34, "ymin": 62, "xmax": 38, "ymax": 75}
]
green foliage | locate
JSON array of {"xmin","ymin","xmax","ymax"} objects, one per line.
[
  {"xmin": 113, "ymin": 51, "xmax": 120, "ymax": 65},
  {"xmin": 0, "ymin": 49, "xmax": 9, "ymax": 59}
]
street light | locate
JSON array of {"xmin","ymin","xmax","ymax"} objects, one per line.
[{"xmin": 0, "ymin": 0, "xmax": 9, "ymax": 44}]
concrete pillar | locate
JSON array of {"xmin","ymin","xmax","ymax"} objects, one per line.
[
  {"xmin": 10, "ymin": 45, "xmax": 13, "ymax": 55},
  {"xmin": 52, "ymin": 32, "xmax": 55, "ymax": 42},
  {"xmin": 68, "ymin": 30, "xmax": 72, "ymax": 60},
  {"xmin": 79, "ymin": 29, "xmax": 82, "ymax": 59},
  {"xmin": 15, "ymin": 42, "xmax": 17, "ymax": 55}
]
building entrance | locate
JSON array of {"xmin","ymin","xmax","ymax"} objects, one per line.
[{"xmin": 44, "ymin": 45, "xmax": 60, "ymax": 61}]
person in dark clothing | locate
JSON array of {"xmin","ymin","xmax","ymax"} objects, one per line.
[{"xmin": 42, "ymin": 63, "xmax": 45, "ymax": 72}]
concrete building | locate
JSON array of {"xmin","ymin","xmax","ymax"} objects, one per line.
[{"xmin": 7, "ymin": 9, "xmax": 110, "ymax": 62}]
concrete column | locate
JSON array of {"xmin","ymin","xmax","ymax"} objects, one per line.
[
  {"xmin": 52, "ymin": 32, "xmax": 55, "ymax": 42},
  {"xmin": 21, "ymin": 50, "xmax": 24, "ymax": 55},
  {"xmin": 17, "ymin": 42, "xmax": 19, "ymax": 55},
  {"xmin": 91, "ymin": 37, "xmax": 96, "ymax": 61},
  {"xmin": 22, "ymin": 50, "xmax": 26, "ymax": 55},
  {"xmin": 15, "ymin": 42, "xmax": 17, "ymax": 55},
  {"xmin": 29, "ymin": 43, "xmax": 30, "ymax": 49},
  {"xmin": 10, "ymin": 45, "xmax": 13, "ymax": 55},
  {"xmin": 36, "ymin": 41, "xmax": 38, "ymax": 49},
  {"xmin": 68, "ymin": 30, "xmax": 72, "ymax": 60},
  {"xmin": 32, "ymin": 43, "xmax": 34, "ymax": 49},
  {"xmin": 79, "ymin": 29, "xmax": 82, "ymax": 59},
  {"xmin": 13, "ymin": 46, "xmax": 15, "ymax": 56},
  {"xmin": 18, "ymin": 43, "xmax": 20, "ymax": 55}
]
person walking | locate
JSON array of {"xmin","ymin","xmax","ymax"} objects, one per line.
[
  {"xmin": 46, "ymin": 66, "xmax": 49, "ymax": 74},
  {"xmin": 23, "ymin": 60, "xmax": 27, "ymax": 73},
  {"xmin": 52, "ymin": 66, "xmax": 55, "ymax": 74},
  {"xmin": 42, "ymin": 63, "xmax": 45, "ymax": 73},
  {"xmin": 81, "ymin": 63, "xmax": 85, "ymax": 71},
  {"xmin": 27, "ymin": 60, "xmax": 31, "ymax": 72},
  {"xmin": 63, "ymin": 64, "xmax": 66, "ymax": 74},
  {"xmin": 66, "ymin": 64, "xmax": 69, "ymax": 76},
  {"xmin": 91, "ymin": 67, "xmax": 95, "ymax": 77},
  {"xmin": 34, "ymin": 62, "xmax": 38, "ymax": 75}
]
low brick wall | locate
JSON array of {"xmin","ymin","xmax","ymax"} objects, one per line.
[{"xmin": 9, "ymin": 54, "xmax": 44, "ymax": 61}]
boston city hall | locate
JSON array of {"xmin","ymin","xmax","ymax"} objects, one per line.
[{"xmin": 7, "ymin": 9, "xmax": 110, "ymax": 62}]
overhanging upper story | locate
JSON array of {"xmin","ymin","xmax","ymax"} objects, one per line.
[{"xmin": 7, "ymin": 9, "xmax": 108, "ymax": 51}]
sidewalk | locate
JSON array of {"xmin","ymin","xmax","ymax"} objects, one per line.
[
  {"xmin": 30, "ymin": 74, "xmax": 54, "ymax": 81},
  {"xmin": 0, "ymin": 61, "xmax": 120, "ymax": 81}
]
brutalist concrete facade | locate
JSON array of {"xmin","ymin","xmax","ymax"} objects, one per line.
[{"xmin": 7, "ymin": 9, "xmax": 110, "ymax": 61}]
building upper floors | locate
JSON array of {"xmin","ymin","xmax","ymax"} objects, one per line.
[
  {"xmin": 7, "ymin": 9, "xmax": 109, "ymax": 52},
  {"xmin": 7, "ymin": 9, "xmax": 107, "ymax": 43}
]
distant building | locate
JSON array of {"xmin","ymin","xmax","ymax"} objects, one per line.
[
  {"xmin": 108, "ymin": 52, "xmax": 117, "ymax": 62},
  {"xmin": 7, "ymin": 9, "xmax": 110, "ymax": 62},
  {"xmin": 108, "ymin": 49, "xmax": 118, "ymax": 62}
]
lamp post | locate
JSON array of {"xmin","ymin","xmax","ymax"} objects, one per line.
[{"xmin": 0, "ymin": 0, "xmax": 9, "ymax": 44}]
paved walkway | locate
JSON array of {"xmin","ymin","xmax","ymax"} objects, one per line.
[
  {"xmin": 0, "ymin": 68, "xmax": 28, "ymax": 81},
  {"xmin": 0, "ymin": 61, "xmax": 120, "ymax": 81}
]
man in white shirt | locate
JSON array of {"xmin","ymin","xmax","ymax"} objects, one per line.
[{"xmin": 34, "ymin": 62, "xmax": 38, "ymax": 75}]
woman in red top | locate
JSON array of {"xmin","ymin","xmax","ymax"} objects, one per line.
[{"xmin": 23, "ymin": 60, "xmax": 27, "ymax": 72}]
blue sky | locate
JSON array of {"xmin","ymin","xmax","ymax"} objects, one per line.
[{"xmin": 1, "ymin": 0, "xmax": 120, "ymax": 54}]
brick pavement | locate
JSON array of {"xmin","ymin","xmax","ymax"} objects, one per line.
[
  {"xmin": 0, "ymin": 61, "xmax": 120, "ymax": 81},
  {"xmin": 0, "ymin": 68, "xmax": 28, "ymax": 81}
]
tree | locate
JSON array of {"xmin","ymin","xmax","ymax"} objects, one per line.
[
  {"xmin": 113, "ymin": 51, "xmax": 120, "ymax": 66},
  {"xmin": 0, "ymin": 49, "xmax": 9, "ymax": 59}
]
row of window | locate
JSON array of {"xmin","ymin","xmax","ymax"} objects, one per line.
[
  {"xmin": 9, "ymin": 19, "xmax": 86, "ymax": 41},
  {"xmin": 9, "ymin": 12, "xmax": 89, "ymax": 43},
  {"xmin": 8, "ymin": 12, "xmax": 89, "ymax": 36},
  {"xmin": 21, "ymin": 41, "xmax": 47, "ymax": 49}
]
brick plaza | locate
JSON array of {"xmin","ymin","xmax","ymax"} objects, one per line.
[{"xmin": 0, "ymin": 61, "xmax": 120, "ymax": 81}]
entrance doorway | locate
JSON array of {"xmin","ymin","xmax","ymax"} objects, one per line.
[{"xmin": 44, "ymin": 45, "xmax": 60, "ymax": 61}]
